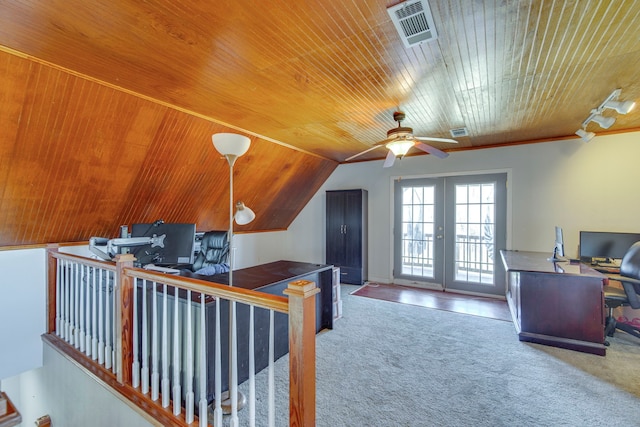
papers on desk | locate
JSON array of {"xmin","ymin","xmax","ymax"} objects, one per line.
[{"xmin": 143, "ymin": 264, "xmax": 181, "ymax": 274}]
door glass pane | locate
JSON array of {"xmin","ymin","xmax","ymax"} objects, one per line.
[
  {"xmin": 401, "ymin": 185, "xmax": 435, "ymax": 278},
  {"xmin": 454, "ymin": 183, "xmax": 495, "ymax": 284}
]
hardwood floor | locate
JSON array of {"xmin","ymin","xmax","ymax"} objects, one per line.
[{"xmin": 351, "ymin": 282, "xmax": 512, "ymax": 322}]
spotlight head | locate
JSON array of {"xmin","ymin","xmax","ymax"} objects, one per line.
[
  {"xmin": 590, "ymin": 114, "xmax": 615, "ymax": 129},
  {"xmin": 575, "ymin": 128, "xmax": 595, "ymax": 143},
  {"xmin": 603, "ymin": 100, "xmax": 636, "ymax": 115}
]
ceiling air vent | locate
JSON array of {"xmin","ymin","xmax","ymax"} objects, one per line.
[
  {"xmin": 450, "ymin": 127, "xmax": 469, "ymax": 138},
  {"xmin": 387, "ymin": 0, "xmax": 438, "ymax": 48}
]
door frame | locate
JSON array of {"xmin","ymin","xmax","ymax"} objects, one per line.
[{"xmin": 389, "ymin": 169, "xmax": 512, "ymax": 297}]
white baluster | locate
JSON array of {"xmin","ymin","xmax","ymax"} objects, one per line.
[
  {"xmin": 161, "ymin": 283, "xmax": 169, "ymax": 408},
  {"xmin": 64, "ymin": 261, "xmax": 73, "ymax": 342},
  {"xmin": 185, "ymin": 289, "xmax": 194, "ymax": 424},
  {"xmin": 230, "ymin": 300, "xmax": 239, "ymax": 427},
  {"xmin": 56, "ymin": 259, "xmax": 61, "ymax": 336},
  {"xmin": 62, "ymin": 261, "xmax": 66, "ymax": 339},
  {"xmin": 142, "ymin": 280, "xmax": 149, "ymax": 395},
  {"xmin": 249, "ymin": 305, "xmax": 255, "ymax": 427},
  {"xmin": 74, "ymin": 262, "xmax": 79, "ymax": 347},
  {"xmin": 79, "ymin": 265, "xmax": 85, "ymax": 353},
  {"xmin": 199, "ymin": 292, "xmax": 207, "ymax": 427},
  {"xmin": 98, "ymin": 268, "xmax": 105, "ymax": 365},
  {"xmin": 172, "ymin": 285, "xmax": 181, "ymax": 416},
  {"xmin": 111, "ymin": 271, "xmax": 117, "ymax": 374},
  {"xmin": 213, "ymin": 297, "xmax": 222, "ymax": 427},
  {"xmin": 269, "ymin": 310, "xmax": 275, "ymax": 427},
  {"xmin": 92, "ymin": 266, "xmax": 98, "ymax": 360},
  {"xmin": 105, "ymin": 271, "xmax": 112, "ymax": 370},
  {"xmin": 151, "ymin": 281, "xmax": 159, "ymax": 401},
  {"xmin": 132, "ymin": 277, "xmax": 140, "ymax": 389},
  {"xmin": 69, "ymin": 263, "xmax": 75, "ymax": 345},
  {"xmin": 85, "ymin": 265, "xmax": 91, "ymax": 355}
]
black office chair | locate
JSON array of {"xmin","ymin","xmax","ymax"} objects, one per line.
[
  {"xmin": 191, "ymin": 230, "xmax": 229, "ymax": 272},
  {"xmin": 603, "ymin": 241, "xmax": 640, "ymax": 343}
]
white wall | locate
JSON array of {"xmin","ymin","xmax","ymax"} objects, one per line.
[
  {"xmin": 3, "ymin": 344, "xmax": 155, "ymax": 427},
  {"xmin": 0, "ymin": 248, "xmax": 46, "ymax": 379},
  {"xmin": 278, "ymin": 131, "xmax": 640, "ymax": 283}
]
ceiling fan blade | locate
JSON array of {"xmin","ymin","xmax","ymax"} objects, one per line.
[
  {"xmin": 416, "ymin": 142, "xmax": 449, "ymax": 159},
  {"xmin": 344, "ymin": 144, "xmax": 386, "ymax": 161},
  {"xmin": 415, "ymin": 136, "xmax": 458, "ymax": 144},
  {"xmin": 382, "ymin": 150, "xmax": 396, "ymax": 168}
]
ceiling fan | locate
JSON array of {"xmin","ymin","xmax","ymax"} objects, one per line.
[{"xmin": 345, "ymin": 111, "xmax": 458, "ymax": 168}]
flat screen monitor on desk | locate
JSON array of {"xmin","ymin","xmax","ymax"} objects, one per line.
[
  {"xmin": 579, "ymin": 231, "xmax": 640, "ymax": 263},
  {"xmin": 131, "ymin": 222, "xmax": 196, "ymax": 266},
  {"xmin": 548, "ymin": 226, "xmax": 567, "ymax": 262}
]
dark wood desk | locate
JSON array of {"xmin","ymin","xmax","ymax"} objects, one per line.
[
  {"xmin": 179, "ymin": 260, "xmax": 334, "ymax": 402},
  {"xmin": 182, "ymin": 260, "xmax": 334, "ymax": 331},
  {"xmin": 500, "ymin": 251, "xmax": 606, "ymax": 356}
]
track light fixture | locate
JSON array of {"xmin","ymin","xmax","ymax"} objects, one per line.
[
  {"xmin": 575, "ymin": 128, "xmax": 595, "ymax": 143},
  {"xmin": 590, "ymin": 114, "xmax": 616, "ymax": 129},
  {"xmin": 603, "ymin": 99, "xmax": 636, "ymax": 115},
  {"xmin": 577, "ymin": 89, "xmax": 636, "ymax": 139}
]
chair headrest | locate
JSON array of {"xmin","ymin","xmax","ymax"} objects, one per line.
[
  {"xmin": 201, "ymin": 231, "xmax": 228, "ymax": 249},
  {"xmin": 620, "ymin": 241, "xmax": 640, "ymax": 280}
]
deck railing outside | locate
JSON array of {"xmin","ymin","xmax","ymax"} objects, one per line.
[{"xmin": 46, "ymin": 248, "xmax": 317, "ymax": 426}]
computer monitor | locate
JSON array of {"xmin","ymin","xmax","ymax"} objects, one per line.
[
  {"xmin": 548, "ymin": 226, "xmax": 566, "ymax": 262},
  {"xmin": 130, "ymin": 222, "xmax": 196, "ymax": 266},
  {"xmin": 579, "ymin": 231, "xmax": 640, "ymax": 262}
]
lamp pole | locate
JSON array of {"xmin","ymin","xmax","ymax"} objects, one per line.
[
  {"xmin": 212, "ymin": 133, "xmax": 251, "ymax": 424},
  {"xmin": 226, "ymin": 152, "xmax": 242, "ymax": 425}
]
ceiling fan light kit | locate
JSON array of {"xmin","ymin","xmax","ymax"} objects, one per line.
[
  {"xmin": 386, "ymin": 139, "xmax": 414, "ymax": 156},
  {"xmin": 345, "ymin": 111, "xmax": 457, "ymax": 167},
  {"xmin": 578, "ymin": 89, "xmax": 636, "ymax": 139}
]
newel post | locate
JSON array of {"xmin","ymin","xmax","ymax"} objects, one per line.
[
  {"xmin": 113, "ymin": 253, "xmax": 136, "ymax": 384},
  {"xmin": 45, "ymin": 245, "xmax": 60, "ymax": 334},
  {"xmin": 284, "ymin": 279, "xmax": 320, "ymax": 427}
]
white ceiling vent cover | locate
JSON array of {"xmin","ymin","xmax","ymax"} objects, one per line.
[{"xmin": 387, "ymin": 0, "xmax": 438, "ymax": 48}]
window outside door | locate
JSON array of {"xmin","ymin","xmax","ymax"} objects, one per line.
[{"xmin": 393, "ymin": 173, "xmax": 507, "ymax": 296}]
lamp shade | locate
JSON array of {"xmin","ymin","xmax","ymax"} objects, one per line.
[
  {"xmin": 212, "ymin": 133, "xmax": 251, "ymax": 157},
  {"xmin": 234, "ymin": 202, "xmax": 256, "ymax": 225},
  {"xmin": 386, "ymin": 140, "xmax": 414, "ymax": 157}
]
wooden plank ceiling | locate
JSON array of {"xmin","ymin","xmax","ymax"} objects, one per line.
[{"xmin": 0, "ymin": 0, "xmax": 639, "ymax": 246}]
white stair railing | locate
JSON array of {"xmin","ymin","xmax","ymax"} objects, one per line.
[{"xmin": 47, "ymin": 249, "xmax": 318, "ymax": 426}]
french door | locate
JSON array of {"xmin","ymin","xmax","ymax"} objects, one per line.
[{"xmin": 393, "ymin": 173, "xmax": 507, "ymax": 296}]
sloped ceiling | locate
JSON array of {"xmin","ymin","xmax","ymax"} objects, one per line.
[{"xmin": 0, "ymin": 0, "xmax": 639, "ymax": 246}]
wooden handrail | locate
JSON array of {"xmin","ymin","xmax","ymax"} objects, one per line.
[{"xmin": 127, "ymin": 268, "xmax": 290, "ymax": 314}]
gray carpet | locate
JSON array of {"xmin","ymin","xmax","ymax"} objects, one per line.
[{"xmin": 220, "ymin": 284, "xmax": 640, "ymax": 426}]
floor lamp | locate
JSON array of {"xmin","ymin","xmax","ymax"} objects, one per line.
[{"xmin": 211, "ymin": 133, "xmax": 256, "ymax": 423}]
